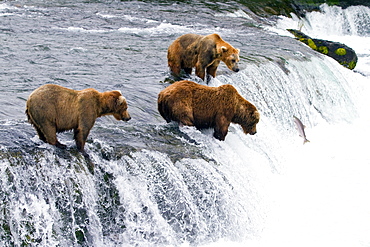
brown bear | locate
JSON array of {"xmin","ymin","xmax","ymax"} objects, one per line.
[
  {"xmin": 167, "ymin": 33, "xmax": 240, "ymax": 81},
  {"xmin": 158, "ymin": 80, "xmax": 259, "ymax": 141},
  {"xmin": 26, "ymin": 84, "xmax": 131, "ymax": 153}
]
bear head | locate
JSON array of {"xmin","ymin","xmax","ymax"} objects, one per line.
[
  {"xmin": 233, "ymin": 102, "xmax": 260, "ymax": 135},
  {"xmin": 105, "ymin": 90, "xmax": 131, "ymax": 121},
  {"xmin": 219, "ymin": 46, "xmax": 240, "ymax": 73},
  {"xmin": 241, "ymin": 110, "xmax": 259, "ymax": 135}
]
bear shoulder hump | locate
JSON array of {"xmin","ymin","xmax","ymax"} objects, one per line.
[
  {"xmin": 207, "ymin": 33, "xmax": 222, "ymax": 41},
  {"xmin": 220, "ymin": 84, "xmax": 237, "ymax": 92}
]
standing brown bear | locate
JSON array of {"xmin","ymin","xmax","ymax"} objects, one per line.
[
  {"xmin": 167, "ymin": 33, "xmax": 240, "ymax": 81},
  {"xmin": 158, "ymin": 80, "xmax": 259, "ymax": 141},
  {"xmin": 26, "ymin": 84, "xmax": 131, "ymax": 153}
]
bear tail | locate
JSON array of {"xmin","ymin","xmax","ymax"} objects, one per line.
[
  {"xmin": 25, "ymin": 108, "xmax": 33, "ymax": 125},
  {"xmin": 25, "ymin": 107, "xmax": 39, "ymax": 129},
  {"xmin": 26, "ymin": 107, "xmax": 48, "ymax": 143}
]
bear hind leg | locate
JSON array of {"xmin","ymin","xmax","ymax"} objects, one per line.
[
  {"xmin": 170, "ymin": 112, "xmax": 194, "ymax": 126},
  {"xmin": 55, "ymin": 141, "xmax": 67, "ymax": 149},
  {"xmin": 172, "ymin": 102, "xmax": 194, "ymax": 126},
  {"xmin": 41, "ymin": 123, "xmax": 67, "ymax": 149},
  {"xmin": 34, "ymin": 125, "xmax": 47, "ymax": 143},
  {"xmin": 179, "ymin": 116, "xmax": 194, "ymax": 127}
]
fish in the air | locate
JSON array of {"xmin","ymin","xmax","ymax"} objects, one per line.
[{"xmin": 293, "ymin": 116, "xmax": 310, "ymax": 144}]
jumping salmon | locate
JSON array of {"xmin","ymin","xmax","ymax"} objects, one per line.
[{"xmin": 293, "ymin": 116, "xmax": 310, "ymax": 144}]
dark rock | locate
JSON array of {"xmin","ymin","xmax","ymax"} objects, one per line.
[{"xmin": 287, "ymin": 29, "xmax": 358, "ymax": 69}]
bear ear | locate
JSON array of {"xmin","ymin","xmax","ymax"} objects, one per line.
[
  {"xmin": 251, "ymin": 110, "xmax": 260, "ymax": 122},
  {"xmin": 221, "ymin": 46, "xmax": 228, "ymax": 52},
  {"xmin": 236, "ymin": 48, "xmax": 240, "ymax": 53},
  {"xmin": 117, "ymin": 95, "xmax": 126, "ymax": 105}
]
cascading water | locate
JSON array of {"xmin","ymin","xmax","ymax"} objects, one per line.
[
  {"xmin": 275, "ymin": 3, "xmax": 370, "ymax": 76},
  {"xmin": 0, "ymin": 1, "xmax": 370, "ymax": 247},
  {"xmin": 302, "ymin": 3, "xmax": 370, "ymax": 37}
]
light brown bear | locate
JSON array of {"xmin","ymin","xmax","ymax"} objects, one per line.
[
  {"xmin": 158, "ymin": 80, "xmax": 259, "ymax": 141},
  {"xmin": 26, "ymin": 84, "xmax": 131, "ymax": 153},
  {"xmin": 167, "ymin": 33, "xmax": 240, "ymax": 81}
]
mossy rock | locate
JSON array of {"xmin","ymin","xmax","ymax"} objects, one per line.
[
  {"xmin": 335, "ymin": 48, "xmax": 347, "ymax": 55},
  {"xmin": 287, "ymin": 29, "xmax": 358, "ymax": 70},
  {"xmin": 318, "ymin": 46, "xmax": 329, "ymax": 55},
  {"xmin": 307, "ymin": 39, "xmax": 317, "ymax": 50}
]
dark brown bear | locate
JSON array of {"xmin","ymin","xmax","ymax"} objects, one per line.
[
  {"xmin": 26, "ymin": 84, "xmax": 131, "ymax": 152},
  {"xmin": 167, "ymin": 33, "xmax": 240, "ymax": 81},
  {"xmin": 158, "ymin": 80, "xmax": 259, "ymax": 141}
]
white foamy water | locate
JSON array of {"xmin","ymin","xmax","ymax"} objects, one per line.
[
  {"xmin": 201, "ymin": 63, "xmax": 370, "ymax": 247},
  {"xmin": 203, "ymin": 4, "xmax": 370, "ymax": 247}
]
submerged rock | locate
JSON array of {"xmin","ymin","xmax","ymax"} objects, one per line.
[{"xmin": 287, "ymin": 29, "xmax": 357, "ymax": 69}]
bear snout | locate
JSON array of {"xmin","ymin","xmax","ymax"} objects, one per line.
[
  {"xmin": 233, "ymin": 67, "xmax": 240, "ymax": 72},
  {"xmin": 249, "ymin": 130, "xmax": 257, "ymax": 135},
  {"xmin": 114, "ymin": 111, "xmax": 131, "ymax": 121},
  {"xmin": 122, "ymin": 115, "xmax": 131, "ymax": 121},
  {"xmin": 242, "ymin": 125, "xmax": 257, "ymax": 135}
]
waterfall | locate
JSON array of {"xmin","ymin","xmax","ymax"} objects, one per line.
[{"xmin": 1, "ymin": 51, "xmax": 368, "ymax": 246}]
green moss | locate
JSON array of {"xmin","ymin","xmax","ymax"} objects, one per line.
[
  {"xmin": 340, "ymin": 60, "xmax": 357, "ymax": 70},
  {"xmin": 348, "ymin": 60, "xmax": 356, "ymax": 70},
  {"xmin": 307, "ymin": 39, "xmax": 317, "ymax": 50},
  {"xmin": 335, "ymin": 48, "xmax": 347, "ymax": 55},
  {"xmin": 318, "ymin": 46, "xmax": 329, "ymax": 54}
]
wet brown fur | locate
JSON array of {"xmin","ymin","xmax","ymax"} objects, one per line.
[
  {"xmin": 26, "ymin": 84, "xmax": 131, "ymax": 152},
  {"xmin": 167, "ymin": 33, "xmax": 240, "ymax": 81},
  {"xmin": 158, "ymin": 80, "xmax": 259, "ymax": 141}
]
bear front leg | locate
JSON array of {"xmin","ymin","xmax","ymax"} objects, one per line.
[
  {"xmin": 168, "ymin": 54, "xmax": 181, "ymax": 77},
  {"xmin": 74, "ymin": 127, "xmax": 91, "ymax": 153},
  {"xmin": 206, "ymin": 61, "xmax": 220, "ymax": 78},
  {"xmin": 183, "ymin": 67, "xmax": 192, "ymax": 75},
  {"xmin": 213, "ymin": 117, "xmax": 230, "ymax": 141},
  {"xmin": 170, "ymin": 64, "xmax": 181, "ymax": 76},
  {"xmin": 213, "ymin": 127, "xmax": 228, "ymax": 141},
  {"xmin": 195, "ymin": 62, "xmax": 206, "ymax": 81}
]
